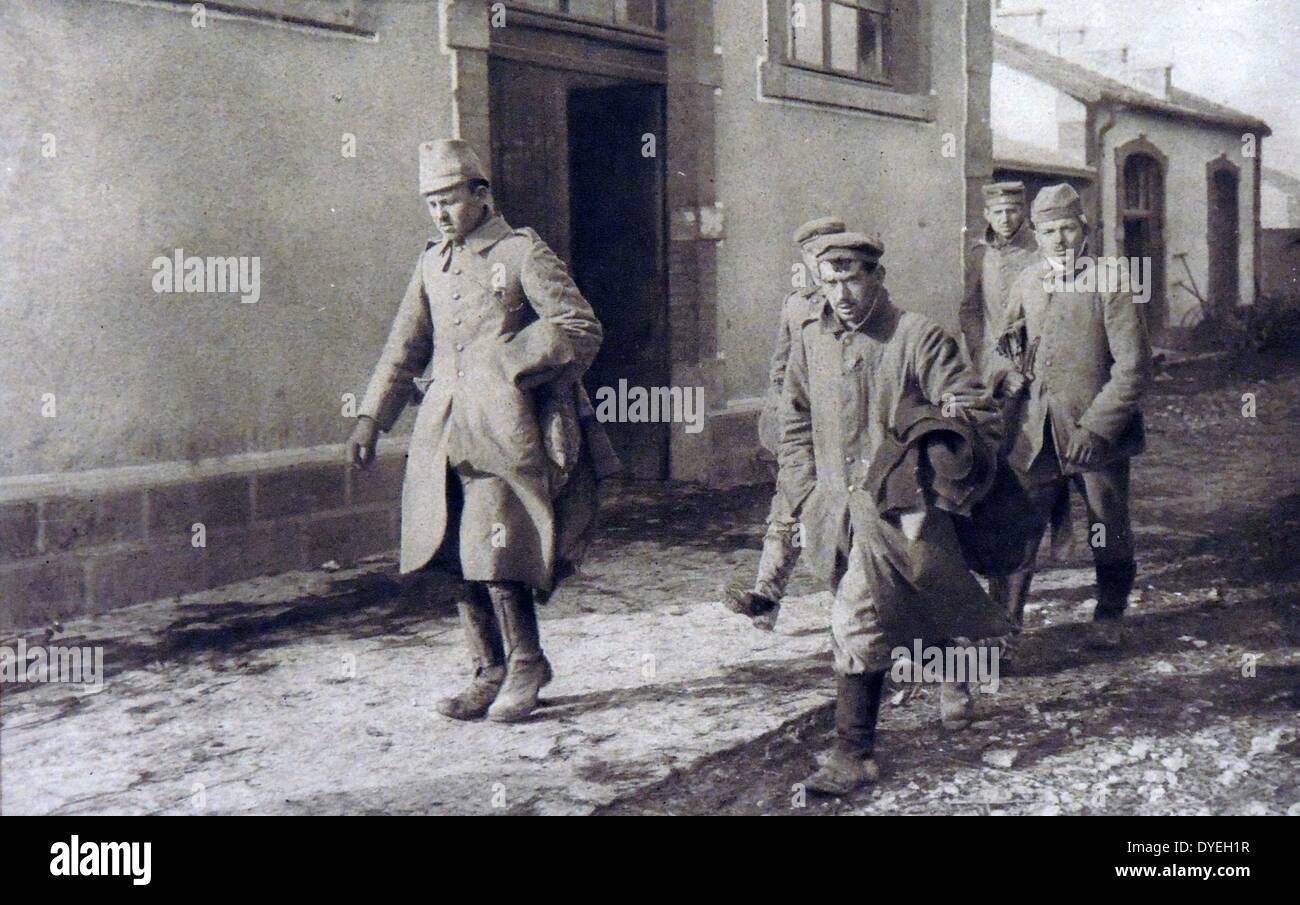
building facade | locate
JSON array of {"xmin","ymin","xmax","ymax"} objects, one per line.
[
  {"xmin": 1, "ymin": 0, "xmax": 994, "ymax": 626},
  {"xmin": 991, "ymin": 31, "xmax": 1271, "ymax": 348}
]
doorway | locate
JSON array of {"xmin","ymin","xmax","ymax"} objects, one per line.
[
  {"xmin": 489, "ymin": 58, "xmax": 670, "ymax": 479},
  {"xmin": 568, "ymin": 84, "xmax": 669, "ymax": 480},
  {"xmin": 1207, "ymin": 164, "xmax": 1241, "ymax": 314}
]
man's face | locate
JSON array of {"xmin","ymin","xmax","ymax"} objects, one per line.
[
  {"xmin": 984, "ymin": 202, "xmax": 1025, "ymax": 240},
  {"xmin": 1034, "ymin": 216, "xmax": 1087, "ymax": 267},
  {"xmin": 818, "ymin": 257, "xmax": 882, "ymax": 324},
  {"xmin": 425, "ymin": 183, "xmax": 488, "ymax": 240}
]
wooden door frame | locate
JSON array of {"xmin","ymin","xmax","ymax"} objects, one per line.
[
  {"xmin": 440, "ymin": 0, "xmax": 722, "ymax": 481},
  {"xmin": 1206, "ymin": 154, "xmax": 1242, "ymax": 310}
]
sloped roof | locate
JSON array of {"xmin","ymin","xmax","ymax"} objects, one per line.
[
  {"xmin": 1263, "ymin": 167, "xmax": 1300, "ymax": 195},
  {"xmin": 995, "ymin": 31, "xmax": 1271, "ymax": 136},
  {"xmin": 993, "ymin": 135, "xmax": 1096, "ymax": 179}
]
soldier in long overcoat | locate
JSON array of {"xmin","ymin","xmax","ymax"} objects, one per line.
[
  {"xmin": 722, "ymin": 216, "xmax": 844, "ymax": 630},
  {"xmin": 991, "ymin": 184, "xmax": 1153, "ymax": 638},
  {"xmin": 346, "ymin": 140, "xmax": 609, "ymax": 723},
  {"xmin": 778, "ymin": 232, "xmax": 1012, "ymax": 795},
  {"xmin": 958, "ymin": 181, "xmax": 1038, "ymax": 384}
]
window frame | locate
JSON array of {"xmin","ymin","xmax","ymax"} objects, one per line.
[
  {"xmin": 761, "ymin": 0, "xmax": 935, "ymax": 122},
  {"xmin": 789, "ymin": 0, "xmax": 891, "ymax": 87}
]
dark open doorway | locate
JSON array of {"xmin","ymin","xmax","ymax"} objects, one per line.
[
  {"xmin": 568, "ymin": 84, "xmax": 669, "ymax": 480},
  {"xmin": 488, "ymin": 56, "xmax": 669, "ymax": 480},
  {"xmin": 1207, "ymin": 164, "xmax": 1241, "ymax": 314}
]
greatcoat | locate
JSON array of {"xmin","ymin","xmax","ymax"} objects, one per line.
[
  {"xmin": 778, "ymin": 289, "xmax": 1013, "ymax": 674},
  {"xmin": 756, "ymin": 286, "xmax": 820, "ymax": 456},
  {"xmin": 359, "ymin": 214, "xmax": 606, "ymax": 591},
  {"xmin": 958, "ymin": 221, "xmax": 1038, "ymax": 382}
]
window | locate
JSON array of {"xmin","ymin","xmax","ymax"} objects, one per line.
[
  {"xmin": 762, "ymin": 0, "xmax": 933, "ymax": 120},
  {"xmin": 514, "ymin": 0, "xmax": 664, "ymax": 31},
  {"xmin": 790, "ymin": 0, "xmax": 888, "ymax": 84},
  {"xmin": 1115, "ymin": 137, "xmax": 1168, "ymax": 319}
]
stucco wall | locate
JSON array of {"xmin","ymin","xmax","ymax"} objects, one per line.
[
  {"xmin": 1100, "ymin": 110, "xmax": 1260, "ymax": 335},
  {"xmin": 0, "ymin": 0, "xmax": 448, "ymax": 479},
  {"xmin": 710, "ymin": 1, "xmax": 979, "ymax": 406}
]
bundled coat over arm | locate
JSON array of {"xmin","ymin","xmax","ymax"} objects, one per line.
[{"xmin": 359, "ymin": 215, "xmax": 606, "ymax": 591}]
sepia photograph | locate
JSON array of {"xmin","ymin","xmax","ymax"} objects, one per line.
[{"xmin": 1, "ymin": 0, "xmax": 1297, "ymax": 851}]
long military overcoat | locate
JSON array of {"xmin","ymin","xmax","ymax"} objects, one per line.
[
  {"xmin": 958, "ymin": 221, "xmax": 1038, "ymax": 381},
  {"xmin": 756, "ymin": 286, "xmax": 819, "ymax": 455},
  {"xmin": 777, "ymin": 290, "xmax": 1013, "ymax": 667},
  {"xmin": 359, "ymin": 214, "xmax": 604, "ymax": 591}
]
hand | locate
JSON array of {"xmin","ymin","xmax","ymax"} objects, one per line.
[
  {"xmin": 996, "ymin": 329, "xmax": 1023, "ymax": 361},
  {"xmin": 1063, "ymin": 428, "xmax": 1108, "ymax": 468},
  {"xmin": 346, "ymin": 416, "xmax": 380, "ymax": 470},
  {"xmin": 999, "ymin": 370, "xmax": 1029, "ymax": 398}
]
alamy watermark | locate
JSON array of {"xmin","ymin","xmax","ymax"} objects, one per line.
[
  {"xmin": 593, "ymin": 380, "xmax": 705, "ymax": 435},
  {"xmin": 152, "ymin": 248, "xmax": 261, "ymax": 304},
  {"xmin": 1042, "ymin": 250, "xmax": 1151, "ymax": 304},
  {"xmin": 890, "ymin": 639, "xmax": 1000, "ymax": 693},
  {"xmin": 1, "ymin": 640, "xmax": 104, "ymax": 690}
]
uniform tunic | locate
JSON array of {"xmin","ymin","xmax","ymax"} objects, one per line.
[
  {"xmin": 359, "ymin": 214, "xmax": 603, "ymax": 590},
  {"xmin": 997, "ymin": 255, "xmax": 1154, "ymax": 566},
  {"xmin": 959, "ymin": 221, "xmax": 1038, "ymax": 383},
  {"xmin": 778, "ymin": 290, "xmax": 1013, "ymax": 674}
]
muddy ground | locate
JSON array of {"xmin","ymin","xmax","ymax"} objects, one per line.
[
  {"xmin": 603, "ymin": 345, "xmax": 1300, "ymax": 815},
  {"xmin": 2, "ymin": 344, "xmax": 1298, "ymax": 815}
]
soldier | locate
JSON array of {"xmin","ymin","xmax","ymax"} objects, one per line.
[
  {"xmin": 959, "ymin": 181, "xmax": 1037, "ymax": 384},
  {"xmin": 779, "ymin": 232, "xmax": 1012, "ymax": 796},
  {"xmin": 346, "ymin": 139, "xmax": 608, "ymax": 723},
  {"xmin": 722, "ymin": 216, "xmax": 845, "ymax": 631},
  {"xmin": 993, "ymin": 183, "xmax": 1153, "ymax": 641}
]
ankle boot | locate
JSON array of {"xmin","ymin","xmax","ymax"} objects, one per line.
[
  {"xmin": 1093, "ymin": 560, "xmax": 1136, "ymax": 621},
  {"xmin": 721, "ymin": 585, "xmax": 779, "ymax": 625},
  {"xmin": 436, "ymin": 584, "xmax": 506, "ymax": 721},
  {"xmin": 803, "ymin": 671, "xmax": 885, "ymax": 796},
  {"xmin": 486, "ymin": 582, "xmax": 553, "ymax": 723},
  {"xmin": 991, "ymin": 569, "xmax": 1035, "ymax": 632}
]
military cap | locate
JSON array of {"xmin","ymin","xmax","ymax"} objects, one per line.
[
  {"xmin": 419, "ymin": 139, "xmax": 489, "ymax": 195},
  {"xmin": 982, "ymin": 181, "xmax": 1027, "ymax": 205},
  {"xmin": 806, "ymin": 231, "xmax": 885, "ymax": 262},
  {"xmin": 1031, "ymin": 183, "xmax": 1085, "ymax": 223},
  {"xmin": 793, "ymin": 217, "xmax": 847, "ymax": 247}
]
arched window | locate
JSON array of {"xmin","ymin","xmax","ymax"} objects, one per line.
[{"xmin": 1115, "ymin": 137, "xmax": 1167, "ymax": 324}]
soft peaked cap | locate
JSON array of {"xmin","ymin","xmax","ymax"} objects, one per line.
[
  {"xmin": 419, "ymin": 139, "xmax": 489, "ymax": 195},
  {"xmin": 982, "ymin": 181, "xmax": 1027, "ymax": 205},
  {"xmin": 793, "ymin": 217, "xmax": 848, "ymax": 247},
  {"xmin": 1031, "ymin": 183, "xmax": 1085, "ymax": 223}
]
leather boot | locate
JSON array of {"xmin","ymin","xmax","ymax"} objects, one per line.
[
  {"xmin": 436, "ymin": 584, "xmax": 506, "ymax": 721},
  {"xmin": 1089, "ymin": 560, "xmax": 1135, "ymax": 650},
  {"xmin": 803, "ymin": 671, "xmax": 885, "ymax": 796},
  {"xmin": 990, "ymin": 569, "xmax": 1034, "ymax": 633},
  {"xmin": 486, "ymin": 582, "xmax": 553, "ymax": 723},
  {"xmin": 721, "ymin": 585, "xmax": 779, "ymax": 626},
  {"xmin": 1093, "ymin": 559, "xmax": 1136, "ymax": 621}
]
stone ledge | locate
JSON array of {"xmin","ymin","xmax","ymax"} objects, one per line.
[{"xmin": 0, "ymin": 448, "xmax": 407, "ymax": 631}]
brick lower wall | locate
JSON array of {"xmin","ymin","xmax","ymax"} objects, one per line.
[{"xmin": 0, "ymin": 449, "xmax": 407, "ymax": 631}]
